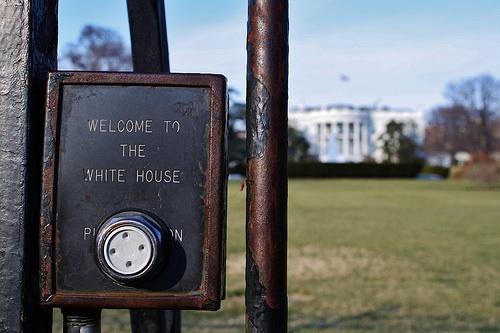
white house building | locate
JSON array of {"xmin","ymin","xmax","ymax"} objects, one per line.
[{"xmin": 289, "ymin": 104, "xmax": 425, "ymax": 163}]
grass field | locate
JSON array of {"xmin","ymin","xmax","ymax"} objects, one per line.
[{"xmin": 53, "ymin": 180, "xmax": 500, "ymax": 332}]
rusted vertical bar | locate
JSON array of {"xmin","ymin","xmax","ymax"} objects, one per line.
[
  {"xmin": 0, "ymin": 0, "xmax": 57, "ymax": 332},
  {"xmin": 126, "ymin": 1, "xmax": 179, "ymax": 332},
  {"xmin": 245, "ymin": 0, "xmax": 289, "ymax": 332}
]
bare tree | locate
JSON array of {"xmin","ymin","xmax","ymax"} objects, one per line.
[
  {"xmin": 60, "ymin": 25, "xmax": 132, "ymax": 71},
  {"xmin": 494, "ymin": 118, "xmax": 500, "ymax": 152},
  {"xmin": 445, "ymin": 74, "xmax": 500, "ymax": 154},
  {"xmin": 425, "ymin": 105, "xmax": 473, "ymax": 163}
]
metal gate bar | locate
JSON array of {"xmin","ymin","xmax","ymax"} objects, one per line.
[
  {"xmin": 126, "ymin": 1, "xmax": 180, "ymax": 332},
  {"xmin": 127, "ymin": 0, "xmax": 170, "ymax": 73},
  {"xmin": 245, "ymin": 0, "xmax": 289, "ymax": 332},
  {"xmin": 0, "ymin": 0, "xmax": 57, "ymax": 331}
]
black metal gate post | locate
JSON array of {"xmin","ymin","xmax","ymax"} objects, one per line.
[
  {"xmin": 127, "ymin": 0, "xmax": 170, "ymax": 73},
  {"xmin": 0, "ymin": 0, "xmax": 57, "ymax": 332},
  {"xmin": 63, "ymin": 309, "xmax": 101, "ymax": 333},
  {"xmin": 126, "ymin": 1, "xmax": 180, "ymax": 332},
  {"xmin": 245, "ymin": 0, "xmax": 289, "ymax": 332}
]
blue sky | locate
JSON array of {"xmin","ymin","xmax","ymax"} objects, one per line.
[{"xmin": 59, "ymin": 0, "xmax": 500, "ymax": 112}]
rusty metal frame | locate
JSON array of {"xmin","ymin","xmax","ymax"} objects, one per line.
[{"xmin": 40, "ymin": 71, "xmax": 227, "ymax": 310}]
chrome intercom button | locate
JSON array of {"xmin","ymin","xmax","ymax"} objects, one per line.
[{"xmin": 96, "ymin": 211, "xmax": 167, "ymax": 284}]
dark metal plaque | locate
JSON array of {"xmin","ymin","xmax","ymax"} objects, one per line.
[{"xmin": 40, "ymin": 72, "xmax": 227, "ymax": 310}]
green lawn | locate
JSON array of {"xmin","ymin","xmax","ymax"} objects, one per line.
[{"xmin": 53, "ymin": 180, "xmax": 500, "ymax": 332}]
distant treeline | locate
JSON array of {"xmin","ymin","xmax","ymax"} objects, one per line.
[{"xmin": 230, "ymin": 162, "xmax": 450, "ymax": 179}]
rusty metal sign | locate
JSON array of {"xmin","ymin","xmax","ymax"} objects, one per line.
[{"xmin": 40, "ymin": 71, "xmax": 227, "ymax": 310}]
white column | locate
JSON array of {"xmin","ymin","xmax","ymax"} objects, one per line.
[
  {"xmin": 362, "ymin": 121, "xmax": 369, "ymax": 156},
  {"xmin": 315, "ymin": 123, "xmax": 321, "ymax": 157},
  {"xmin": 322, "ymin": 122, "xmax": 329, "ymax": 161},
  {"xmin": 325, "ymin": 123, "xmax": 331, "ymax": 161},
  {"xmin": 342, "ymin": 122, "xmax": 349, "ymax": 161},
  {"xmin": 353, "ymin": 121, "xmax": 361, "ymax": 160},
  {"xmin": 316, "ymin": 123, "xmax": 322, "ymax": 160}
]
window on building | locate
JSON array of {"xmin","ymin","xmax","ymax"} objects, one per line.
[{"xmin": 335, "ymin": 123, "xmax": 343, "ymax": 154}]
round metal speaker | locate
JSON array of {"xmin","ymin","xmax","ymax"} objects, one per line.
[{"xmin": 95, "ymin": 211, "xmax": 167, "ymax": 284}]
